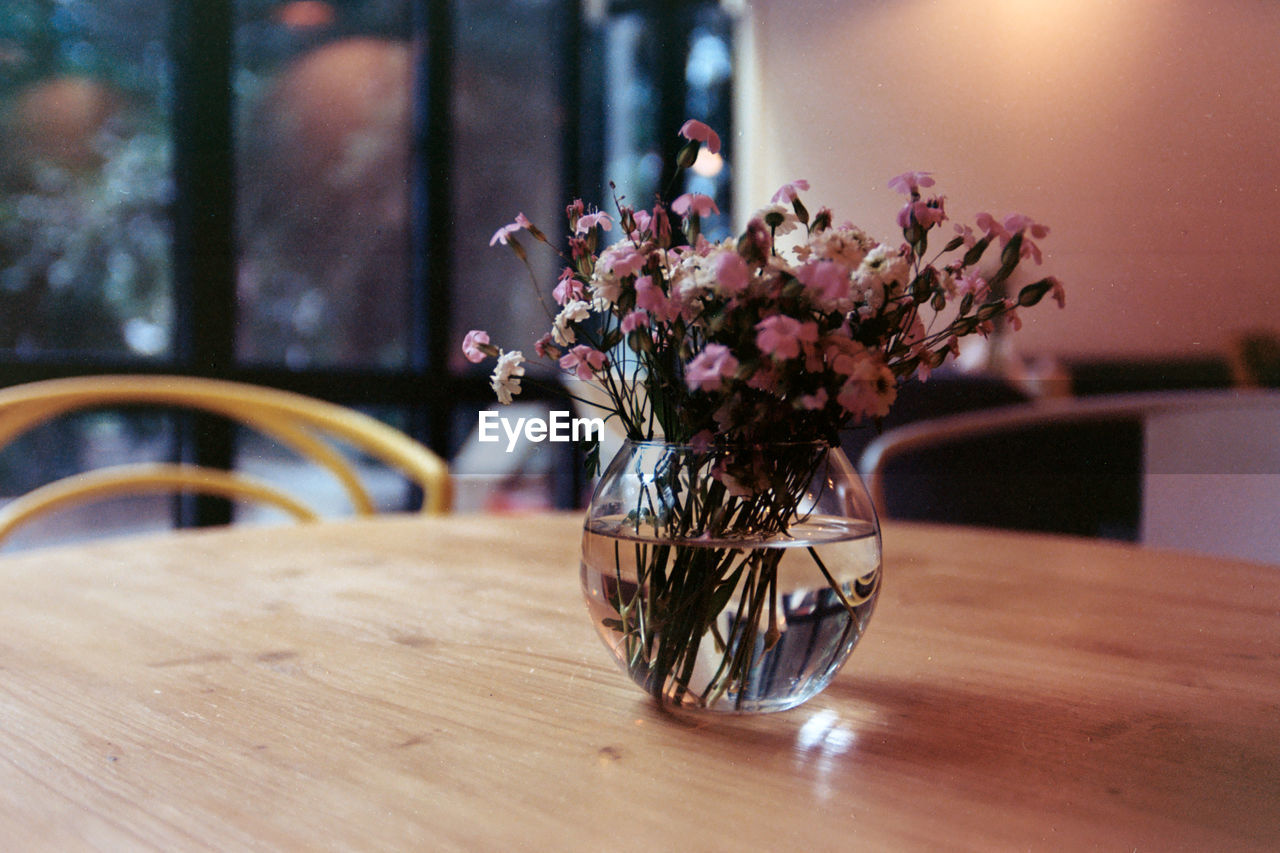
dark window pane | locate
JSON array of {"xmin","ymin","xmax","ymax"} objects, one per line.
[
  {"xmin": 682, "ymin": 7, "xmax": 733, "ymax": 241},
  {"xmin": 0, "ymin": 0, "xmax": 173, "ymax": 358},
  {"xmin": 592, "ymin": 4, "xmax": 734, "ymax": 239},
  {"xmin": 599, "ymin": 12, "xmax": 662, "ymax": 209},
  {"xmin": 234, "ymin": 1, "xmax": 413, "ymax": 368},
  {"xmin": 448, "ymin": 0, "xmax": 566, "ymax": 375}
]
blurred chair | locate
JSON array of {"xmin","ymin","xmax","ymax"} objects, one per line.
[
  {"xmin": 0, "ymin": 375, "xmax": 451, "ymax": 545},
  {"xmin": 840, "ymin": 371, "xmax": 1030, "ymax": 466},
  {"xmin": 859, "ymin": 389, "xmax": 1280, "ymax": 564},
  {"xmin": 1061, "ymin": 355, "xmax": 1233, "ymax": 396},
  {"xmin": 1230, "ymin": 330, "xmax": 1280, "ymax": 388}
]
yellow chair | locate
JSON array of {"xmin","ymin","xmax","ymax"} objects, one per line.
[{"xmin": 0, "ymin": 374, "xmax": 451, "ymax": 545}]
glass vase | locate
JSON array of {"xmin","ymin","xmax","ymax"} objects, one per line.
[{"xmin": 580, "ymin": 440, "xmax": 882, "ymax": 714}]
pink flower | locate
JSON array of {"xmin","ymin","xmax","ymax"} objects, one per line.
[
  {"xmin": 651, "ymin": 204, "xmax": 672, "ymax": 246},
  {"xmin": 888, "ymin": 171, "xmax": 935, "ymax": 196},
  {"xmin": 489, "ymin": 213, "xmax": 532, "ymax": 246},
  {"xmin": 565, "ymin": 198, "xmax": 584, "ymax": 225},
  {"xmin": 900, "ymin": 313, "xmax": 926, "ymax": 347},
  {"xmin": 634, "ymin": 275, "xmax": 669, "ymax": 317},
  {"xmin": 1003, "ymin": 298, "xmax": 1023, "ymax": 332},
  {"xmin": 955, "ymin": 273, "xmax": 989, "ymax": 301},
  {"xmin": 975, "ymin": 211, "xmax": 1003, "ymax": 240},
  {"xmin": 575, "ymin": 211, "xmax": 613, "ymax": 235},
  {"xmin": 715, "ymin": 252, "xmax": 750, "ymax": 297},
  {"xmin": 607, "ymin": 246, "xmax": 647, "ymax": 277},
  {"xmin": 755, "ymin": 315, "xmax": 819, "ymax": 361},
  {"xmin": 553, "ymin": 268, "xmax": 585, "ymax": 305},
  {"xmin": 977, "ymin": 213, "xmax": 1049, "ymax": 263},
  {"xmin": 822, "ymin": 335, "xmax": 868, "ymax": 377},
  {"xmin": 1049, "ymin": 277, "xmax": 1066, "ymax": 309},
  {"xmin": 630, "ymin": 209, "xmax": 652, "ymax": 237},
  {"xmin": 897, "ymin": 197, "xmax": 947, "ymax": 229},
  {"xmin": 559, "ymin": 345, "xmax": 607, "ymax": 380},
  {"xmin": 747, "ymin": 365, "xmax": 779, "ymax": 393},
  {"xmin": 712, "ymin": 460, "xmax": 755, "ymax": 498},
  {"xmin": 620, "ymin": 310, "xmax": 650, "ymax": 333},
  {"xmin": 462, "ymin": 329, "xmax": 490, "ymax": 363},
  {"xmin": 685, "ymin": 344, "xmax": 739, "ymax": 392},
  {"xmin": 688, "ymin": 429, "xmax": 714, "ymax": 454},
  {"xmin": 1003, "ymin": 213, "xmax": 1049, "ymax": 240},
  {"xmin": 672, "ymin": 193, "xmax": 719, "ymax": 217},
  {"xmin": 796, "ymin": 260, "xmax": 851, "ymax": 305},
  {"xmin": 771, "ymin": 179, "xmax": 810, "ymax": 204},
  {"xmin": 798, "ymin": 388, "xmax": 829, "ymax": 411},
  {"xmin": 679, "ymin": 119, "xmax": 721, "ymax": 155},
  {"xmin": 533, "ymin": 333, "xmax": 555, "ymax": 358},
  {"xmin": 907, "ymin": 344, "xmax": 937, "ymax": 383}
]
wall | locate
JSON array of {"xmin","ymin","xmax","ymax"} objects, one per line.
[{"xmin": 736, "ymin": 0, "xmax": 1280, "ymax": 359}]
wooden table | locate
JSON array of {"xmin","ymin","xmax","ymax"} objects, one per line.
[{"xmin": 2, "ymin": 514, "xmax": 1278, "ymax": 851}]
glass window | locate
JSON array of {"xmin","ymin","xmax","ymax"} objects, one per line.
[
  {"xmin": 233, "ymin": 0, "xmax": 413, "ymax": 369},
  {"xmin": 445, "ymin": 0, "xmax": 574, "ymax": 510},
  {"xmin": 0, "ymin": 0, "xmax": 738, "ymax": 544},
  {"xmin": 447, "ymin": 0, "xmax": 567, "ymax": 376},
  {"xmin": 0, "ymin": 0, "xmax": 173, "ymax": 358},
  {"xmin": 681, "ymin": 6, "xmax": 733, "ymax": 241},
  {"xmin": 590, "ymin": 2, "xmax": 735, "ymax": 240},
  {"xmin": 598, "ymin": 11, "xmax": 663, "ymax": 211}
]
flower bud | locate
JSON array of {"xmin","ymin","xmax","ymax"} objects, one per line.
[
  {"xmin": 525, "ymin": 221, "xmax": 548, "ymax": 243},
  {"xmin": 651, "ymin": 205, "xmax": 672, "ymax": 249},
  {"xmin": 628, "ymin": 329, "xmax": 654, "ymax": 353},
  {"xmin": 791, "ymin": 197, "xmax": 809, "ymax": 225},
  {"xmin": 676, "ymin": 139, "xmax": 700, "ymax": 169}
]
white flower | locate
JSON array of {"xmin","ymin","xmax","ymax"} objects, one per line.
[
  {"xmin": 553, "ymin": 300, "xmax": 592, "ymax": 346},
  {"xmin": 670, "ymin": 243, "xmax": 731, "ymax": 305},
  {"xmin": 752, "ymin": 203, "xmax": 799, "ymax": 236},
  {"xmin": 854, "ymin": 244, "xmax": 909, "ymax": 309},
  {"xmin": 807, "ymin": 224, "xmax": 874, "ymax": 268},
  {"xmin": 490, "ymin": 350, "xmax": 526, "ymax": 404},
  {"xmin": 589, "ymin": 278, "xmax": 621, "ymax": 307},
  {"xmin": 590, "ymin": 241, "xmax": 648, "ymax": 307}
]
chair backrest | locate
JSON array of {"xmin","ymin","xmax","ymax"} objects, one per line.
[
  {"xmin": 839, "ymin": 372, "xmax": 1029, "ymax": 466},
  {"xmin": 0, "ymin": 375, "xmax": 451, "ymax": 545},
  {"xmin": 858, "ymin": 389, "xmax": 1280, "ymax": 564}
]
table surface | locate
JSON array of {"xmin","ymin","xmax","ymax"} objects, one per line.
[{"xmin": 2, "ymin": 513, "xmax": 1278, "ymax": 851}]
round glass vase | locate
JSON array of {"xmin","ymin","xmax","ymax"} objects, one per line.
[{"xmin": 580, "ymin": 440, "xmax": 882, "ymax": 714}]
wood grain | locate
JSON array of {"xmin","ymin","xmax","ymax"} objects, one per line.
[{"xmin": 1, "ymin": 514, "xmax": 1277, "ymax": 851}]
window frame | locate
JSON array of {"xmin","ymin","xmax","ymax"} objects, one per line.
[{"xmin": 0, "ymin": 0, "xmax": 733, "ymax": 523}]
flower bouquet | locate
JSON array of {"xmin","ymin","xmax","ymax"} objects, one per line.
[{"xmin": 465, "ymin": 120, "xmax": 1063, "ymax": 712}]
